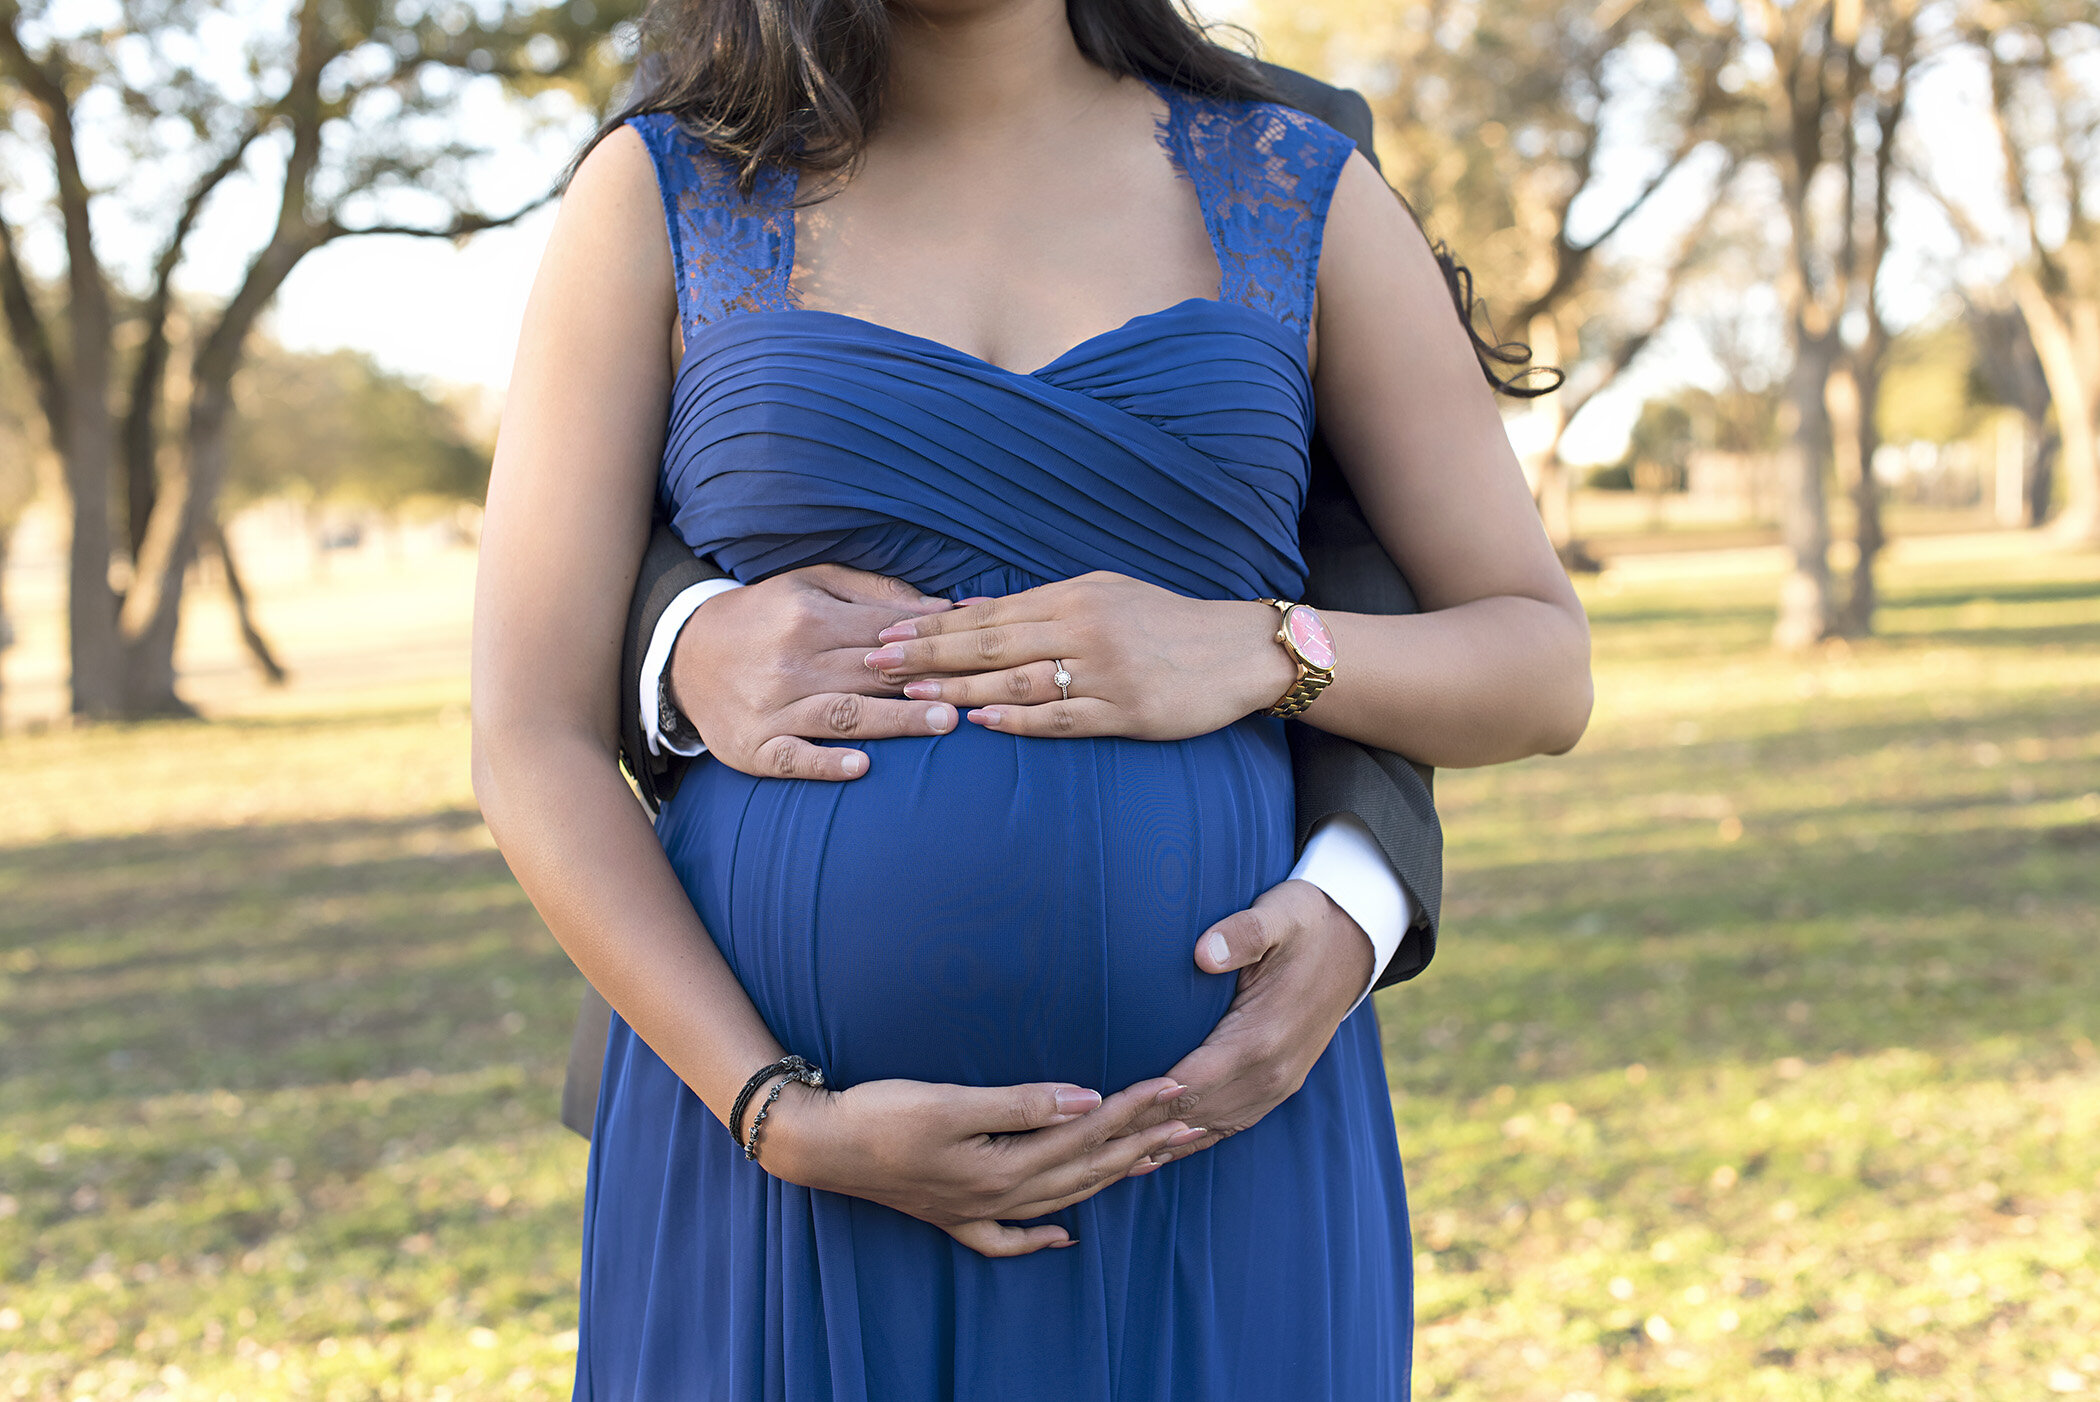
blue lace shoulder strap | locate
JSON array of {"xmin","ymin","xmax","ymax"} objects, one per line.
[
  {"xmin": 624, "ymin": 112, "xmax": 798, "ymax": 341},
  {"xmin": 1149, "ymin": 85, "xmax": 1357, "ymax": 338}
]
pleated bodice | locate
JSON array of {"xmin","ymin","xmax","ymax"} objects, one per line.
[{"xmin": 629, "ymin": 78, "xmax": 1355, "ymax": 604}]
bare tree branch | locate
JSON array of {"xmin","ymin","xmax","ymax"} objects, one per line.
[
  {"xmin": 0, "ymin": 201, "xmax": 66, "ymax": 450},
  {"xmin": 322, "ymin": 193, "xmax": 555, "ymax": 242},
  {"xmin": 1562, "ymin": 158, "xmax": 1739, "ymax": 424},
  {"xmin": 122, "ymin": 123, "xmax": 265, "ymax": 557}
]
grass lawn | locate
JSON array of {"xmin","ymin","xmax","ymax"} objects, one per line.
[{"xmin": 2, "ymin": 533, "xmax": 2096, "ymax": 1400}]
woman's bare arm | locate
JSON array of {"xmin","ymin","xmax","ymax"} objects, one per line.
[
  {"xmin": 1303, "ymin": 151, "xmax": 1593, "ymax": 765},
  {"xmin": 470, "ymin": 129, "xmax": 1190, "ymax": 1256},
  {"xmin": 471, "ymin": 128, "xmax": 781, "ymax": 1116}
]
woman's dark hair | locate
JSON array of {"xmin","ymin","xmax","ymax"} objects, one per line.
[{"xmin": 580, "ymin": 0, "xmax": 1556, "ymax": 398}]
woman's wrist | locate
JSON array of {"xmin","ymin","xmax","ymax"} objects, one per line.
[{"xmin": 744, "ymin": 1078, "xmax": 838, "ymax": 1188}]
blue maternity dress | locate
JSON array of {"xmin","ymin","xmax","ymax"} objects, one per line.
[{"xmin": 579, "ymin": 81, "xmax": 1413, "ymax": 1401}]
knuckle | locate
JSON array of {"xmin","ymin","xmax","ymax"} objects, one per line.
[
  {"xmin": 763, "ymin": 740, "xmax": 801, "ymax": 777},
  {"xmin": 1252, "ymin": 1060, "xmax": 1297, "ymax": 1102},
  {"xmin": 1050, "ymin": 706, "xmax": 1078, "ymax": 735},
  {"xmin": 1003, "ymin": 667, "xmax": 1034, "ymax": 700},
  {"xmin": 824, "ymin": 692, "xmax": 864, "ymax": 735},
  {"xmin": 974, "ymin": 627, "xmax": 1007, "ymax": 663}
]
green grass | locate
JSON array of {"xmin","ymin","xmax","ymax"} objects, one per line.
[{"xmin": 2, "ymin": 536, "xmax": 2097, "ymax": 1400}]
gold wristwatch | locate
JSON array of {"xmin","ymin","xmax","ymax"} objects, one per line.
[{"xmin": 1255, "ymin": 598, "xmax": 1337, "ymax": 718}]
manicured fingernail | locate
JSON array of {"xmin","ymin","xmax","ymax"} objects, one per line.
[
  {"xmin": 903, "ymin": 680, "xmax": 941, "ymax": 700},
  {"xmin": 877, "ymin": 621, "xmax": 918, "ymax": 642},
  {"xmin": 957, "ymin": 596, "xmax": 995, "ymax": 606},
  {"xmin": 840, "ymin": 751, "xmax": 865, "ymax": 777},
  {"xmin": 968, "ymin": 708, "xmax": 1001, "ymax": 726},
  {"xmin": 1154, "ymin": 1082, "xmax": 1188, "ymax": 1103},
  {"xmin": 1167, "ymin": 1127, "xmax": 1207, "ymax": 1146},
  {"xmin": 926, "ymin": 705, "xmax": 953, "ymax": 732},
  {"xmin": 1054, "ymin": 1087, "xmax": 1102, "ymax": 1115},
  {"xmin": 864, "ymin": 646, "xmax": 905, "ymax": 668},
  {"xmin": 1147, "ymin": 1152, "xmax": 1175, "ymax": 1167},
  {"xmin": 1051, "ymin": 1237, "xmax": 1077, "ymax": 1248},
  {"xmin": 1201, "ymin": 930, "xmax": 1230, "ymax": 966},
  {"xmin": 1127, "ymin": 1160, "xmax": 1161, "ymax": 1176}
]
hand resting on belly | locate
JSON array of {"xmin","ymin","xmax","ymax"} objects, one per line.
[{"xmin": 665, "ymin": 562, "xmax": 1374, "ymax": 1255}]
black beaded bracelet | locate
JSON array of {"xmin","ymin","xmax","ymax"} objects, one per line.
[{"xmin": 729, "ymin": 1055, "xmax": 826, "ymax": 1162}]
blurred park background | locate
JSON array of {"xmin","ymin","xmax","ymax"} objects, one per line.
[{"xmin": 2, "ymin": 0, "xmax": 2097, "ymax": 1397}]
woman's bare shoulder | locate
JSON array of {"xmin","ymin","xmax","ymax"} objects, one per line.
[
  {"xmin": 564, "ymin": 125, "xmax": 672, "ymax": 265},
  {"xmin": 1317, "ymin": 152, "xmax": 1454, "ymax": 330},
  {"xmin": 525, "ymin": 124, "xmax": 677, "ymax": 357}
]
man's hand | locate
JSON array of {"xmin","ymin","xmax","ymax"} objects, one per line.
[
  {"xmin": 1132, "ymin": 879, "xmax": 1375, "ymax": 1159},
  {"xmin": 671, "ymin": 564, "xmax": 961, "ymax": 780}
]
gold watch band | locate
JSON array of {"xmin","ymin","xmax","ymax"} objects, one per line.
[{"xmin": 1256, "ymin": 598, "xmax": 1336, "ymax": 719}]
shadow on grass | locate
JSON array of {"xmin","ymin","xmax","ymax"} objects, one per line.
[
  {"xmin": 0, "ymin": 809, "xmax": 582, "ymax": 1115},
  {"xmin": 1391, "ymin": 813, "xmax": 2097, "ymax": 1097},
  {"xmin": 8, "ymin": 796, "xmax": 2092, "ymax": 1130}
]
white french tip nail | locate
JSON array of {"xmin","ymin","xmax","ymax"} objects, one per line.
[{"xmin": 926, "ymin": 705, "xmax": 952, "ymax": 732}]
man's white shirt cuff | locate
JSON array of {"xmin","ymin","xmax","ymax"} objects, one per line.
[
  {"xmin": 1289, "ymin": 811, "xmax": 1411, "ymax": 1014},
  {"xmin": 640, "ymin": 578, "xmax": 744, "ymax": 758}
]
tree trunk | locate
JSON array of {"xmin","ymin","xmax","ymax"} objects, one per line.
[
  {"xmin": 1835, "ymin": 360, "xmax": 1885, "ymax": 636},
  {"xmin": 2009, "ymin": 276, "xmax": 2100, "ymax": 546},
  {"xmin": 206, "ymin": 516, "xmax": 288, "ymax": 685},
  {"xmin": 117, "ymin": 385, "xmax": 242, "ymax": 715},
  {"xmin": 62, "ymin": 424, "xmax": 124, "ymax": 717},
  {"xmin": 2050, "ymin": 415, "xmax": 2100, "ymax": 546},
  {"xmin": 1527, "ymin": 314, "xmax": 1574, "ymax": 549},
  {"xmin": 1775, "ymin": 325, "xmax": 1840, "ymax": 650},
  {"xmin": 2027, "ymin": 422, "xmax": 2058, "ymax": 527},
  {"xmin": 0, "ymin": 524, "xmax": 13, "ymax": 719}
]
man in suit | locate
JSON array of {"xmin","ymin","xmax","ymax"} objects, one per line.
[{"xmin": 561, "ymin": 61, "xmax": 1446, "ymax": 1153}]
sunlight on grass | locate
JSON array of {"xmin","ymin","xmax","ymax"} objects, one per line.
[
  {"xmin": 1391, "ymin": 538, "xmax": 2100, "ymax": 1400},
  {"xmin": 1, "ymin": 533, "xmax": 2095, "ymax": 1400}
]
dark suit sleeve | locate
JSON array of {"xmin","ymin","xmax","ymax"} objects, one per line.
[
  {"xmin": 1294, "ymin": 433, "xmax": 1443, "ymax": 992},
  {"xmin": 617, "ymin": 516, "xmax": 730, "ymax": 817}
]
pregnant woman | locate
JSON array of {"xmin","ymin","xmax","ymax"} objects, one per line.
[{"xmin": 471, "ymin": 0, "xmax": 1593, "ymax": 1396}]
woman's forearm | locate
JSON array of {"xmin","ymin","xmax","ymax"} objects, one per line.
[
  {"xmin": 1305, "ymin": 594, "xmax": 1592, "ymax": 769},
  {"xmin": 472, "ymin": 721, "xmax": 783, "ymax": 1126}
]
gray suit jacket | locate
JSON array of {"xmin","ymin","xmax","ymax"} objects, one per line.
[{"xmin": 563, "ymin": 62, "xmax": 1443, "ymax": 1139}]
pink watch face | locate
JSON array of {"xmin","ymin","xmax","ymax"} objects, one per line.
[{"xmin": 1285, "ymin": 605, "xmax": 1336, "ymax": 669}]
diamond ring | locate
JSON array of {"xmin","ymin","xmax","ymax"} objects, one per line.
[{"xmin": 1052, "ymin": 661, "xmax": 1071, "ymax": 701}]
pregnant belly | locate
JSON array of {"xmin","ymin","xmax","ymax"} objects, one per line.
[{"xmin": 655, "ymin": 718, "xmax": 1294, "ymax": 1091}]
